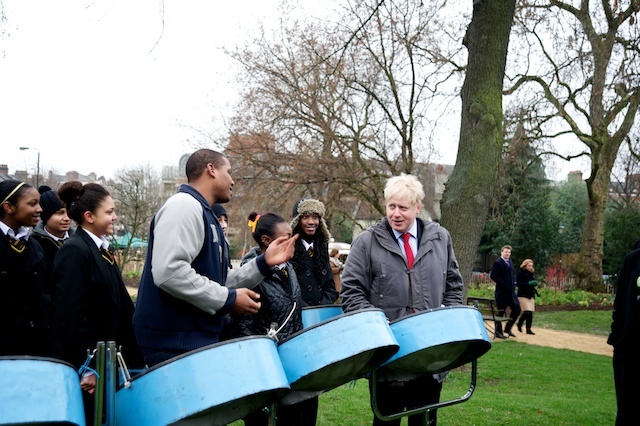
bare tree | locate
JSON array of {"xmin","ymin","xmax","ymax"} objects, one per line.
[
  {"xmin": 110, "ymin": 164, "xmax": 164, "ymax": 269},
  {"xmin": 440, "ymin": 0, "xmax": 517, "ymax": 295},
  {"xmin": 610, "ymin": 136, "xmax": 640, "ymax": 210},
  {"xmin": 226, "ymin": 0, "xmax": 462, "ymax": 226},
  {"xmin": 505, "ymin": 0, "xmax": 640, "ymax": 291}
]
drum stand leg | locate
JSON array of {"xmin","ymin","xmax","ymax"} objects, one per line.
[
  {"xmin": 267, "ymin": 403, "xmax": 277, "ymax": 426},
  {"xmin": 370, "ymin": 359, "xmax": 478, "ymax": 424},
  {"xmin": 103, "ymin": 341, "xmax": 118, "ymax": 426},
  {"xmin": 93, "ymin": 342, "xmax": 105, "ymax": 426}
]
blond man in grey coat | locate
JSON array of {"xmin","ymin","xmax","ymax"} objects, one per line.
[{"xmin": 341, "ymin": 174, "xmax": 463, "ymax": 426}]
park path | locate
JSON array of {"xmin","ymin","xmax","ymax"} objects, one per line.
[{"xmin": 489, "ymin": 326, "xmax": 613, "ymax": 357}]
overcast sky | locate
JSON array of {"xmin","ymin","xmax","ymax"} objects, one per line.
[
  {"xmin": 0, "ymin": 0, "xmax": 587, "ymax": 181},
  {"xmin": 0, "ymin": 0, "xmax": 328, "ymax": 179}
]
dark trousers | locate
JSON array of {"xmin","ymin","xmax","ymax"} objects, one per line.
[
  {"xmin": 244, "ymin": 396, "xmax": 319, "ymax": 426},
  {"xmin": 370, "ymin": 376, "xmax": 443, "ymax": 426},
  {"xmin": 498, "ymin": 304, "xmax": 521, "ymax": 333},
  {"xmin": 141, "ymin": 346, "xmax": 184, "ymax": 367},
  {"xmin": 613, "ymin": 350, "xmax": 640, "ymax": 426},
  {"xmin": 276, "ymin": 396, "xmax": 318, "ymax": 426}
]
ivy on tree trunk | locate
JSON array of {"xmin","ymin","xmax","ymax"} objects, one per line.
[{"xmin": 440, "ymin": 0, "xmax": 516, "ymax": 296}]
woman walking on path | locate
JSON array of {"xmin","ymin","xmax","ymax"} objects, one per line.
[{"xmin": 516, "ymin": 259, "xmax": 540, "ymax": 335}]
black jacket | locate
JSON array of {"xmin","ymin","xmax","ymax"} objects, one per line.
[
  {"xmin": 0, "ymin": 232, "xmax": 48, "ymax": 356},
  {"xmin": 30, "ymin": 222, "xmax": 74, "ymax": 329},
  {"xmin": 228, "ymin": 247, "xmax": 303, "ymax": 340},
  {"xmin": 490, "ymin": 257, "xmax": 519, "ymax": 310},
  {"xmin": 292, "ymin": 243, "xmax": 337, "ymax": 306},
  {"xmin": 52, "ymin": 227, "xmax": 144, "ymax": 369},
  {"xmin": 608, "ymin": 248, "xmax": 640, "ymax": 353},
  {"xmin": 516, "ymin": 269, "xmax": 539, "ymax": 299}
]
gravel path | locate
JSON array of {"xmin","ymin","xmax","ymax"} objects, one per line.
[{"xmin": 490, "ymin": 326, "xmax": 612, "ymax": 357}]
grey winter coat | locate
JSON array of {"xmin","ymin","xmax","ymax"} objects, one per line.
[{"xmin": 341, "ymin": 218, "xmax": 464, "ymax": 321}]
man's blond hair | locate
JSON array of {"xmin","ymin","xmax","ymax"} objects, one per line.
[{"xmin": 384, "ymin": 174, "xmax": 424, "ymax": 207}]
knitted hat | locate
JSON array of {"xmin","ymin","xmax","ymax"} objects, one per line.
[
  {"xmin": 290, "ymin": 198, "xmax": 331, "ymax": 243},
  {"xmin": 38, "ymin": 186, "xmax": 64, "ymax": 225},
  {"xmin": 212, "ymin": 203, "xmax": 227, "ymax": 219}
]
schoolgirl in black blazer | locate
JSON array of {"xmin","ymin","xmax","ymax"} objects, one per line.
[
  {"xmin": 0, "ymin": 180, "xmax": 48, "ymax": 356},
  {"xmin": 52, "ymin": 181, "xmax": 143, "ymax": 422}
]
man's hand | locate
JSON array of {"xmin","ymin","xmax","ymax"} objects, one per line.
[
  {"xmin": 264, "ymin": 234, "xmax": 299, "ymax": 266},
  {"xmin": 233, "ymin": 288, "xmax": 261, "ymax": 314}
]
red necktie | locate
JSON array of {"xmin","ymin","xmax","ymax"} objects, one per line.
[{"xmin": 402, "ymin": 233, "xmax": 414, "ymax": 269}]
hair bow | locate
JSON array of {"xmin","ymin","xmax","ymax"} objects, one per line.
[{"xmin": 247, "ymin": 214, "xmax": 261, "ymax": 233}]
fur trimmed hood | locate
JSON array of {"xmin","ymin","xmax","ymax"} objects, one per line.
[{"xmin": 290, "ymin": 198, "xmax": 331, "ymax": 243}]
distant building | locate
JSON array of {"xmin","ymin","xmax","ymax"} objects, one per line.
[
  {"xmin": 0, "ymin": 163, "xmax": 105, "ymax": 188},
  {"xmin": 567, "ymin": 170, "xmax": 583, "ymax": 182},
  {"xmin": 161, "ymin": 162, "xmax": 186, "ymax": 199},
  {"xmin": 0, "ymin": 164, "xmax": 17, "ymax": 182}
]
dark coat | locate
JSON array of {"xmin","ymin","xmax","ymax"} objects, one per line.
[
  {"xmin": 292, "ymin": 244, "xmax": 337, "ymax": 306},
  {"xmin": 608, "ymin": 248, "xmax": 640, "ymax": 353},
  {"xmin": 52, "ymin": 227, "xmax": 144, "ymax": 369},
  {"xmin": 516, "ymin": 269, "xmax": 539, "ymax": 299},
  {"xmin": 490, "ymin": 257, "xmax": 519, "ymax": 310},
  {"xmin": 229, "ymin": 247, "xmax": 303, "ymax": 340},
  {"xmin": 30, "ymin": 223, "xmax": 74, "ymax": 329},
  {"xmin": 0, "ymin": 233, "xmax": 49, "ymax": 356}
]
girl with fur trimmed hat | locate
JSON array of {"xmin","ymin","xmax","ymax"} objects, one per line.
[
  {"xmin": 290, "ymin": 198, "xmax": 337, "ymax": 306},
  {"xmin": 0, "ymin": 180, "xmax": 49, "ymax": 356},
  {"xmin": 289, "ymin": 198, "xmax": 337, "ymax": 426}
]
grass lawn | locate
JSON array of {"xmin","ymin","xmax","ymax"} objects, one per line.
[
  {"xmin": 314, "ymin": 341, "xmax": 615, "ymax": 425},
  {"xmin": 534, "ymin": 310, "xmax": 612, "ymax": 336},
  {"xmin": 231, "ymin": 309, "xmax": 615, "ymax": 425}
]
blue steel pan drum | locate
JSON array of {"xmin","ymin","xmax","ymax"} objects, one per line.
[
  {"xmin": 382, "ymin": 305, "xmax": 492, "ymax": 374},
  {"xmin": 115, "ymin": 336, "xmax": 290, "ymax": 426},
  {"xmin": 278, "ymin": 308, "xmax": 399, "ymax": 392},
  {"xmin": 0, "ymin": 356, "xmax": 85, "ymax": 426},
  {"xmin": 301, "ymin": 305, "xmax": 343, "ymax": 328}
]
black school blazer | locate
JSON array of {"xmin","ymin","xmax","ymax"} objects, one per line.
[{"xmin": 52, "ymin": 227, "xmax": 143, "ymax": 369}]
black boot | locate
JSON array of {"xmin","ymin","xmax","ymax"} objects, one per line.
[
  {"xmin": 517, "ymin": 316, "xmax": 524, "ymax": 333},
  {"xmin": 505, "ymin": 319, "xmax": 517, "ymax": 337},
  {"xmin": 494, "ymin": 321, "xmax": 506, "ymax": 339},
  {"xmin": 526, "ymin": 312, "xmax": 535, "ymax": 335}
]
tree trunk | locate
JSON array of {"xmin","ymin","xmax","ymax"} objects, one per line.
[
  {"xmin": 575, "ymin": 145, "xmax": 618, "ymax": 293},
  {"xmin": 440, "ymin": 0, "xmax": 516, "ymax": 296}
]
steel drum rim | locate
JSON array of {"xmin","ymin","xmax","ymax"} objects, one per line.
[
  {"xmin": 0, "ymin": 355, "xmax": 77, "ymax": 370},
  {"xmin": 281, "ymin": 307, "xmax": 384, "ymax": 344},
  {"xmin": 278, "ymin": 308, "xmax": 399, "ymax": 390},
  {"xmin": 116, "ymin": 335, "xmax": 290, "ymax": 426},
  {"xmin": 388, "ymin": 304, "xmax": 479, "ymax": 324},
  {"xmin": 382, "ymin": 305, "xmax": 492, "ymax": 372},
  {"xmin": 0, "ymin": 356, "xmax": 85, "ymax": 425},
  {"xmin": 121, "ymin": 334, "xmax": 276, "ymax": 385}
]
